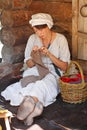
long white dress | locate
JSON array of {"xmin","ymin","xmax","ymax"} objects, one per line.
[{"xmin": 1, "ymin": 33, "xmax": 70, "ymax": 107}]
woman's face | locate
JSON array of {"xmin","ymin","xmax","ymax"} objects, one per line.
[{"xmin": 33, "ymin": 26, "xmax": 50, "ymax": 39}]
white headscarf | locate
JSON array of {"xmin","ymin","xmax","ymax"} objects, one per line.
[{"xmin": 29, "ymin": 13, "xmax": 54, "ymax": 29}]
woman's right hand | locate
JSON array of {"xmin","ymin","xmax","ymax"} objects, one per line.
[
  {"xmin": 26, "ymin": 59, "xmax": 35, "ymax": 68},
  {"xmin": 32, "ymin": 45, "xmax": 39, "ymax": 52},
  {"xmin": 26, "ymin": 46, "xmax": 39, "ymax": 68}
]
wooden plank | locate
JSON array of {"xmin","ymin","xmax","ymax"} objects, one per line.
[
  {"xmin": 12, "ymin": 0, "xmax": 32, "ymax": 9},
  {"xmin": 78, "ymin": 32, "xmax": 87, "ymax": 60},
  {"xmin": 0, "ymin": 0, "xmax": 32, "ymax": 10},
  {"xmin": 78, "ymin": 31, "xmax": 87, "ymax": 39},
  {"xmin": 0, "ymin": 0, "xmax": 12, "ymax": 9},
  {"xmin": 54, "ymin": 21, "xmax": 72, "ymax": 34},
  {"xmin": 75, "ymin": 59, "xmax": 87, "ymax": 74},
  {"xmin": 78, "ymin": 0, "xmax": 87, "ymax": 61},
  {"xmin": 72, "ymin": 0, "xmax": 79, "ymax": 58},
  {"xmin": 33, "ymin": 0, "xmax": 72, "ymax": 2},
  {"xmin": 29, "ymin": 1, "xmax": 72, "ymax": 22},
  {"xmin": 1, "ymin": 10, "xmax": 33, "ymax": 27},
  {"xmin": 78, "ymin": 0, "xmax": 87, "ymax": 33}
]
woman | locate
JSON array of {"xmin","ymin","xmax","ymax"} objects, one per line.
[{"xmin": 1, "ymin": 13, "xmax": 70, "ymax": 125}]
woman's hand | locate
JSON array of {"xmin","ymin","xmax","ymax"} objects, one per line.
[
  {"xmin": 40, "ymin": 46, "xmax": 68, "ymax": 71},
  {"xmin": 39, "ymin": 46, "xmax": 49, "ymax": 56},
  {"xmin": 32, "ymin": 45, "xmax": 39, "ymax": 52},
  {"xmin": 26, "ymin": 59, "xmax": 35, "ymax": 68}
]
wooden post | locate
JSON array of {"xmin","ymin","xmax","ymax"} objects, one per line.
[{"xmin": 72, "ymin": 0, "xmax": 79, "ymax": 59}]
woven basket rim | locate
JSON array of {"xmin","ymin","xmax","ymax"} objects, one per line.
[
  {"xmin": 61, "ymin": 60, "xmax": 85, "ymax": 83},
  {"xmin": 59, "ymin": 79, "xmax": 86, "ymax": 90}
]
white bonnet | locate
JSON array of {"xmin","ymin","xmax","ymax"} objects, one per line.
[{"xmin": 29, "ymin": 13, "xmax": 54, "ymax": 29}]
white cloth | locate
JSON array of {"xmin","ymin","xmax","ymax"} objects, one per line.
[
  {"xmin": 1, "ymin": 33, "xmax": 70, "ymax": 107},
  {"xmin": 29, "ymin": 13, "xmax": 53, "ymax": 29},
  {"xmin": 27, "ymin": 124, "xmax": 44, "ymax": 130}
]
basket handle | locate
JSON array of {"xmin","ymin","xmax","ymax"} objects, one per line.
[{"xmin": 65, "ymin": 61, "xmax": 85, "ymax": 84}]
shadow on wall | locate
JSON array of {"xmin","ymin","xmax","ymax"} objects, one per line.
[
  {"xmin": 0, "ymin": 41, "xmax": 3, "ymax": 59},
  {"xmin": 0, "ymin": 21, "xmax": 3, "ymax": 61}
]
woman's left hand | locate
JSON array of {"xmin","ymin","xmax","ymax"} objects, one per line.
[
  {"xmin": 40, "ymin": 47, "xmax": 68, "ymax": 71},
  {"xmin": 39, "ymin": 46, "xmax": 49, "ymax": 56}
]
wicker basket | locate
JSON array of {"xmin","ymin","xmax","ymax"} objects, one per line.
[{"xmin": 59, "ymin": 61, "xmax": 87, "ymax": 104}]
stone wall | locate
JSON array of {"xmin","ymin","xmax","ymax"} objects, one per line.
[{"xmin": 0, "ymin": 0, "xmax": 72, "ymax": 88}]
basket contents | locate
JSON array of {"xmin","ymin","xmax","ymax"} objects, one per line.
[
  {"xmin": 60, "ymin": 74, "xmax": 87, "ymax": 84},
  {"xmin": 59, "ymin": 61, "xmax": 87, "ymax": 104}
]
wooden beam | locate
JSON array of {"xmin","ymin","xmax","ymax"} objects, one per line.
[
  {"xmin": 72, "ymin": 0, "xmax": 79, "ymax": 58},
  {"xmin": 1, "ymin": 10, "xmax": 33, "ymax": 27},
  {"xmin": 78, "ymin": 31, "xmax": 87, "ymax": 39}
]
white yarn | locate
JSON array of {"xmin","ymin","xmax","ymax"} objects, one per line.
[{"xmin": 29, "ymin": 13, "xmax": 54, "ymax": 29}]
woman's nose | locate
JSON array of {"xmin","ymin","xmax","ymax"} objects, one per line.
[{"xmin": 37, "ymin": 30, "xmax": 42, "ymax": 36}]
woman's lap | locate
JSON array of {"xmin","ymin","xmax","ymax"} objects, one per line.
[{"xmin": 1, "ymin": 72, "xmax": 59, "ymax": 106}]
